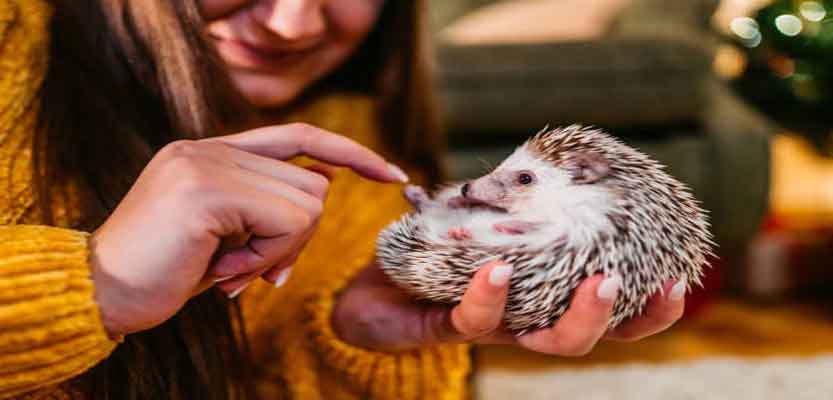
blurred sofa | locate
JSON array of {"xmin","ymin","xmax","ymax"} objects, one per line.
[{"xmin": 432, "ymin": 0, "xmax": 775, "ymax": 255}]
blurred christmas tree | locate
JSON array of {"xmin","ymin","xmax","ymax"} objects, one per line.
[{"xmin": 727, "ymin": 0, "xmax": 833, "ymax": 154}]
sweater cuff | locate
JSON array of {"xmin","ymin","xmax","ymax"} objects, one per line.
[
  {"xmin": 305, "ymin": 255, "xmax": 471, "ymax": 400},
  {"xmin": 0, "ymin": 225, "xmax": 118, "ymax": 399}
]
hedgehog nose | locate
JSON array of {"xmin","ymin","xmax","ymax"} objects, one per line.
[{"xmin": 461, "ymin": 183, "xmax": 471, "ymax": 198}]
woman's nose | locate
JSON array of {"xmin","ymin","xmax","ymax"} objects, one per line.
[
  {"xmin": 461, "ymin": 183, "xmax": 471, "ymax": 198},
  {"xmin": 252, "ymin": 0, "xmax": 325, "ymax": 42}
]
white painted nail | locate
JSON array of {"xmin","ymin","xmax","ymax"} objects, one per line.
[
  {"xmin": 597, "ymin": 276, "xmax": 621, "ymax": 302},
  {"xmin": 488, "ymin": 264, "xmax": 513, "ymax": 286},
  {"xmin": 274, "ymin": 267, "xmax": 292, "ymax": 288},
  {"xmin": 213, "ymin": 275, "xmax": 235, "ymax": 283},
  {"xmin": 388, "ymin": 163, "xmax": 410, "ymax": 183},
  {"xmin": 669, "ymin": 277, "xmax": 687, "ymax": 301},
  {"xmin": 228, "ymin": 281, "xmax": 252, "ymax": 299}
]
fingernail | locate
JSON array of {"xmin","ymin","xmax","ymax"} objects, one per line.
[
  {"xmin": 669, "ymin": 277, "xmax": 687, "ymax": 301},
  {"xmin": 388, "ymin": 163, "xmax": 409, "ymax": 183},
  {"xmin": 274, "ymin": 267, "xmax": 292, "ymax": 288},
  {"xmin": 228, "ymin": 281, "xmax": 252, "ymax": 299},
  {"xmin": 597, "ymin": 276, "xmax": 621, "ymax": 302},
  {"xmin": 213, "ymin": 275, "xmax": 235, "ymax": 283},
  {"xmin": 488, "ymin": 264, "xmax": 513, "ymax": 286}
]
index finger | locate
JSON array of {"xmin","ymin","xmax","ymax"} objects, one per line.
[{"xmin": 205, "ymin": 123, "xmax": 409, "ymax": 183}]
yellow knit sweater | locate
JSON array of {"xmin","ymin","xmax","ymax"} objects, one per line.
[{"xmin": 0, "ymin": 0, "xmax": 470, "ymax": 398}]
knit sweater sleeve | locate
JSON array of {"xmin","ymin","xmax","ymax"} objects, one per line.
[
  {"xmin": 0, "ymin": 227, "xmax": 118, "ymax": 399},
  {"xmin": 0, "ymin": 1, "xmax": 118, "ymax": 398}
]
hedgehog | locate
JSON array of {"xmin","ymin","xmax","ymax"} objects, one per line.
[{"xmin": 376, "ymin": 125, "xmax": 714, "ymax": 334}]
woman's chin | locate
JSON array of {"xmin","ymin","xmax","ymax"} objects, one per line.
[{"xmin": 231, "ymin": 73, "xmax": 306, "ymax": 109}]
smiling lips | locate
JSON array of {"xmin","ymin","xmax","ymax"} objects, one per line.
[{"xmin": 211, "ymin": 35, "xmax": 319, "ymax": 70}]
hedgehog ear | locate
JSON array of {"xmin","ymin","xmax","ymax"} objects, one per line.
[{"xmin": 567, "ymin": 151, "xmax": 610, "ymax": 184}]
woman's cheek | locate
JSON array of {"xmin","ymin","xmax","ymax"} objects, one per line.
[{"xmin": 326, "ymin": 0, "xmax": 386, "ymax": 38}]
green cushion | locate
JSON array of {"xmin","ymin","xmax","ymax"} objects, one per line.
[{"xmin": 436, "ymin": 39, "xmax": 711, "ymax": 137}]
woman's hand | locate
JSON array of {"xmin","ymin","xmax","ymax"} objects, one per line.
[
  {"xmin": 332, "ymin": 261, "xmax": 686, "ymax": 354},
  {"xmin": 90, "ymin": 123, "xmax": 407, "ymax": 338}
]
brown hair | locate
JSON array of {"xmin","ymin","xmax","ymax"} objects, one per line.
[{"xmin": 35, "ymin": 1, "xmax": 442, "ymax": 399}]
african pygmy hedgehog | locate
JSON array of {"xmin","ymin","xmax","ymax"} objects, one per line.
[{"xmin": 376, "ymin": 125, "xmax": 714, "ymax": 334}]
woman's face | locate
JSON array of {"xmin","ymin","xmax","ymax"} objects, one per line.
[{"xmin": 200, "ymin": 0, "xmax": 385, "ymax": 107}]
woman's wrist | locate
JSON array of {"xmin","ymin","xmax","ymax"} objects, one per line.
[{"xmin": 88, "ymin": 233, "xmax": 130, "ymax": 340}]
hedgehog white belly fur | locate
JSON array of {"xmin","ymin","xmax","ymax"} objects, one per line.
[{"xmin": 377, "ymin": 126, "xmax": 714, "ymax": 334}]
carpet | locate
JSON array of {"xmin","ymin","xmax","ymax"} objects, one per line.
[{"xmin": 476, "ymin": 355, "xmax": 833, "ymax": 399}]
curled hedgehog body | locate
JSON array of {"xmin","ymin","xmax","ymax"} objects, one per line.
[{"xmin": 377, "ymin": 126, "xmax": 714, "ymax": 334}]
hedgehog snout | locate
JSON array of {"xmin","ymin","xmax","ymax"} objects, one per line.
[{"xmin": 463, "ymin": 177, "xmax": 507, "ymax": 206}]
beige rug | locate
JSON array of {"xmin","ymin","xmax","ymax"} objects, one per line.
[{"xmin": 477, "ymin": 355, "xmax": 833, "ymax": 399}]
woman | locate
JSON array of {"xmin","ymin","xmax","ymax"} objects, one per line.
[{"xmin": 0, "ymin": 0, "xmax": 687, "ymax": 398}]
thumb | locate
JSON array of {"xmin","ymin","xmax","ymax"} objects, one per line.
[{"xmin": 426, "ymin": 260, "xmax": 513, "ymax": 343}]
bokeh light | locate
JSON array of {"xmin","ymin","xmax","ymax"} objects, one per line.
[
  {"xmin": 775, "ymin": 14, "xmax": 804, "ymax": 36},
  {"xmin": 730, "ymin": 17, "xmax": 763, "ymax": 46},
  {"xmin": 799, "ymin": 1, "xmax": 827, "ymax": 22}
]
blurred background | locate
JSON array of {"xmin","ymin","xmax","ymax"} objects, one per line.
[{"xmin": 427, "ymin": 0, "xmax": 833, "ymax": 398}]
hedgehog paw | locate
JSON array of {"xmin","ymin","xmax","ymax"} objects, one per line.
[
  {"xmin": 494, "ymin": 221, "xmax": 540, "ymax": 235},
  {"xmin": 445, "ymin": 227, "xmax": 472, "ymax": 240},
  {"xmin": 404, "ymin": 185, "xmax": 430, "ymax": 210}
]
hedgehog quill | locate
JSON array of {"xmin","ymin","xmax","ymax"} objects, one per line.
[{"xmin": 376, "ymin": 125, "xmax": 715, "ymax": 334}]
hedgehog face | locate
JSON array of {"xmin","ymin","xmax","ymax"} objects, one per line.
[
  {"xmin": 463, "ymin": 145, "xmax": 578, "ymax": 214},
  {"xmin": 463, "ymin": 142, "xmax": 620, "ymax": 245}
]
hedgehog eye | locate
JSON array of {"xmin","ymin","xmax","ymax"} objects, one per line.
[{"xmin": 517, "ymin": 172, "xmax": 534, "ymax": 185}]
